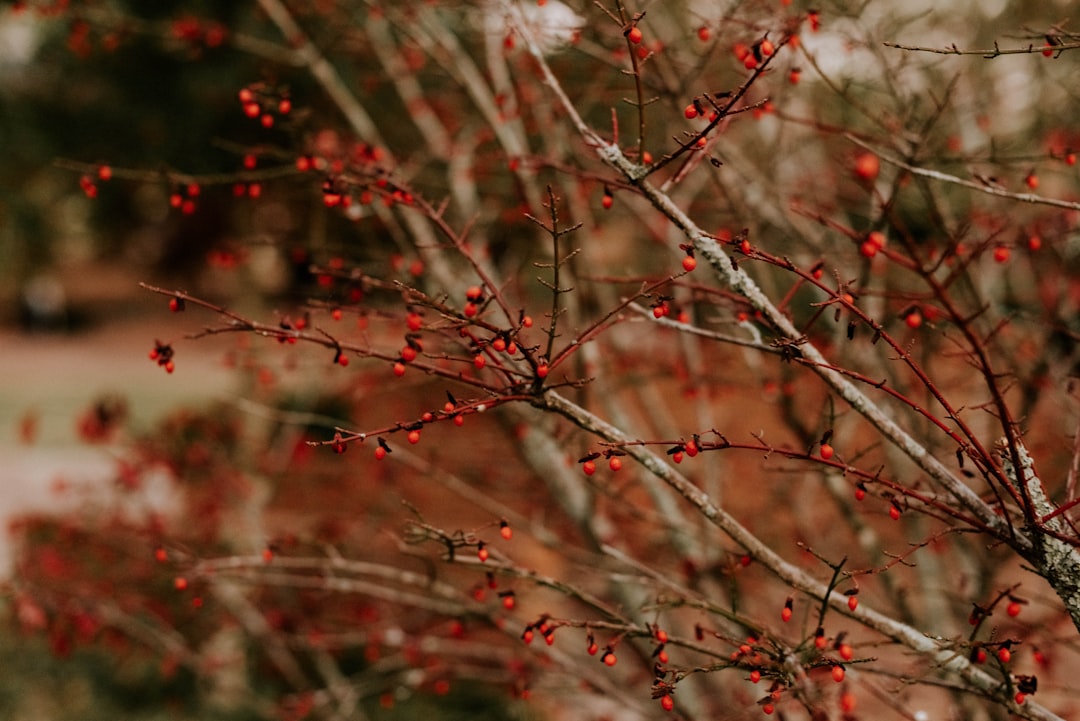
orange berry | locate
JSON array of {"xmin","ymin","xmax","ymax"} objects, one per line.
[
  {"xmin": 627, "ymin": 26, "xmax": 643, "ymax": 44},
  {"xmin": 609, "ymin": 457, "xmax": 622, "ymax": 472},
  {"xmin": 602, "ymin": 650, "xmax": 617, "ymax": 666},
  {"xmin": 682, "ymin": 255, "xmax": 697, "ymax": 271},
  {"xmin": 839, "ymin": 643, "xmax": 853, "ymax": 660},
  {"xmin": 760, "ymin": 39, "xmax": 775, "ymax": 57}
]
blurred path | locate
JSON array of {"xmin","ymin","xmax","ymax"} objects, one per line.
[{"xmin": 0, "ymin": 314, "xmax": 236, "ymax": 576}]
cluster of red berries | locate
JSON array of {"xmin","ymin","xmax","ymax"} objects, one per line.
[
  {"xmin": 238, "ymin": 85, "xmax": 291, "ymax": 129},
  {"xmin": 732, "ymin": 37, "xmax": 775, "ymax": 70},
  {"xmin": 169, "ymin": 182, "xmax": 201, "ymax": 215},
  {"xmin": 148, "ymin": 341, "xmax": 175, "ymax": 374}
]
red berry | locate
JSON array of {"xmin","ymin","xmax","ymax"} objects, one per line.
[
  {"xmin": 583, "ymin": 460, "xmax": 596, "ymax": 476},
  {"xmin": 760, "ymin": 39, "xmax": 775, "ymax": 57},
  {"xmin": 682, "ymin": 255, "xmax": 697, "ymax": 271},
  {"xmin": 502, "ymin": 593, "xmax": 515, "ymax": 609},
  {"xmin": 278, "ymin": 98, "xmax": 292, "ymax": 114},
  {"xmin": 750, "ymin": 670, "xmax": 761, "ymax": 683},
  {"xmin": 473, "ymin": 354, "xmax": 486, "ymax": 370},
  {"xmin": 407, "ymin": 430, "xmax": 421, "ymax": 444},
  {"xmin": 522, "ymin": 628, "xmax": 534, "ymax": 644},
  {"xmin": 536, "ymin": 364, "xmax": 549, "ymax": 379},
  {"xmin": 993, "ymin": 245, "xmax": 1011, "ymax": 264},
  {"xmin": 819, "ymin": 443, "xmax": 834, "ymax": 460},
  {"xmin": 855, "ymin": 486, "xmax": 866, "ymax": 501},
  {"xmin": 500, "ymin": 522, "xmax": 512, "ymax": 540},
  {"xmin": 998, "ymin": 647, "xmax": 1011, "ymax": 663},
  {"xmin": 847, "ymin": 595, "xmax": 858, "ymax": 611},
  {"xmin": 79, "ymin": 175, "xmax": 98, "ymax": 199},
  {"xmin": 243, "ymin": 154, "xmax": 257, "ymax": 169},
  {"xmin": 889, "ymin": 503, "xmax": 901, "ymax": 520},
  {"xmin": 401, "ymin": 346, "xmax": 417, "ymax": 362},
  {"xmin": 627, "ymin": 26, "xmax": 643, "ymax": 44},
  {"xmin": 375, "ymin": 446, "xmax": 387, "ymax": 460},
  {"xmin": 1007, "ymin": 601, "xmax": 1021, "ymax": 617},
  {"xmin": 781, "ymin": 606, "xmax": 792, "ymax": 623},
  {"xmin": 905, "ymin": 310, "xmax": 923, "ymax": 329},
  {"xmin": 602, "ymin": 650, "xmax": 617, "ymax": 666},
  {"xmin": 1027, "ymin": 235, "xmax": 1042, "ymax": 251},
  {"xmin": 261, "ymin": 114, "xmax": 274, "ymax": 128},
  {"xmin": 697, "ymin": 26, "xmax": 710, "ymax": 42},
  {"xmin": 762, "ymin": 703, "xmax": 774, "ymax": 715},
  {"xmin": 854, "ymin": 153, "xmax": 879, "ymax": 182},
  {"xmin": 1067, "ymin": 153, "xmax": 1077, "ymax": 166},
  {"xmin": 684, "ymin": 104, "xmax": 698, "ymax": 120},
  {"xmin": 97, "ymin": 165, "xmax": 112, "ymax": 181},
  {"xmin": 477, "ymin": 544, "xmax": 489, "ymax": 562},
  {"xmin": 337, "ymin": 353, "xmax": 349, "ymax": 367},
  {"xmin": 609, "ymin": 457, "xmax": 622, "ymax": 472},
  {"xmin": 393, "ymin": 362, "xmax": 406, "ymax": 377},
  {"xmin": 1015, "ymin": 692, "xmax": 1026, "ymax": 704},
  {"xmin": 789, "ymin": 68, "xmax": 801, "ymax": 84},
  {"xmin": 406, "ymin": 312, "xmax": 422, "ymax": 331},
  {"xmin": 831, "ymin": 665, "xmax": 845, "ymax": 683},
  {"xmin": 1025, "ymin": 172, "xmax": 1039, "ymax": 189},
  {"xmin": 660, "ymin": 695, "xmax": 674, "ymax": 712},
  {"xmin": 587, "ymin": 641, "xmax": 598, "ymax": 656},
  {"xmin": 974, "ymin": 648, "xmax": 987, "ymax": 663},
  {"xmin": 602, "ymin": 192, "xmax": 613, "ymax": 210},
  {"xmin": 839, "ymin": 643, "xmax": 853, "ymax": 660},
  {"xmin": 671, "ymin": 451, "xmax": 684, "ymax": 464},
  {"xmin": 174, "ymin": 577, "xmax": 188, "ymax": 591},
  {"xmin": 164, "ymin": 360, "xmax": 175, "ymax": 374},
  {"xmin": 154, "ymin": 547, "xmax": 168, "ymax": 563}
]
